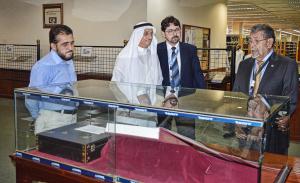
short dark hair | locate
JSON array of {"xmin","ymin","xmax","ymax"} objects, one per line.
[
  {"xmin": 49, "ymin": 24, "xmax": 73, "ymax": 44},
  {"xmin": 250, "ymin": 24, "xmax": 275, "ymax": 46},
  {"xmin": 161, "ymin": 16, "xmax": 181, "ymax": 32}
]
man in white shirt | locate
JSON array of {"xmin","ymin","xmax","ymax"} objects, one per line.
[
  {"xmin": 235, "ymin": 45, "xmax": 245, "ymax": 74},
  {"xmin": 111, "ymin": 22, "xmax": 163, "ymax": 127}
]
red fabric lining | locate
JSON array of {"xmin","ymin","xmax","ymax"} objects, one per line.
[{"xmin": 30, "ymin": 129, "xmax": 259, "ymax": 183}]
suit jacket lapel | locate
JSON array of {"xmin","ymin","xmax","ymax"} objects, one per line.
[
  {"xmin": 161, "ymin": 42, "xmax": 170, "ymax": 82},
  {"xmin": 179, "ymin": 43, "xmax": 185, "ymax": 78},
  {"xmin": 259, "ymin": 52, "xmax": 277, "ymax": 92},
  {"xmin": 244, "ymin": 58, "xmax": 255, "ymax": 92}
]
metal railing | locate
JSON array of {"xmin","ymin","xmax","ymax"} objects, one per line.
[
  {"xmin": 0, "ymin": 40, "xmax": 40, "ymax": 72},
  {"xmin": 197, "ymin": 47, "xmax": 236, "ymax": 90},
  {"xmin": 73, "ymin": 45, "xmax": 123, "ymax": 80}
]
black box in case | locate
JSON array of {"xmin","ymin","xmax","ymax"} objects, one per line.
[{"xmin": 37, "ymin": 122, "xmax": 111, "ymax": 163}]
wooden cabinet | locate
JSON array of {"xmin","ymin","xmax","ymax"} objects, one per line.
[
  {"xmin": 77, "ymin": 72, "xmax": 112, "ymax": 81},
  {"xmin": 10, "ymin": 155, "xmax": 104, "ymax": 183},
  {"xmin": 0, "ymin": 69, "xmax": 113, "ymax": 98},
  {"xmin": 290, "ymin": 84, "xmax": 300, "ymax": 141},
  {"xmin": 0, "ymin": 69, "xmax": 30, "ymax": 98}
]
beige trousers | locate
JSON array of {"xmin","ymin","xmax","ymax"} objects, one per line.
[{"xmin": 35, "ymin": 109, "xmax": 77, "ymax": 134}]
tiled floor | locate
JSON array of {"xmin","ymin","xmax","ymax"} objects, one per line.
[
  {"xmin": 0, "ymin": 98, "xmax": 16, "ymax": 183},
  {"xmin": 1, "ymin": 97, "xmax": 300, "ymax": 183},
  {"xmin": 288, "ymin": 141, "xmax": 300, "ymax": 157}
]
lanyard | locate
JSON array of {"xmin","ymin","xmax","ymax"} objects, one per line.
[
  {"xmin": 252, "ymin": 59, "xmax": 269, "ymax": 80},
  {"xmin": 249, "ymin": 59, "xmax": 270, "ymax": 96}
]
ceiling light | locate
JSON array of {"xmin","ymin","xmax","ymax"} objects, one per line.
[
  {"xmin": 289, "ymin": 0, "xmax": 300, "ymax": 8},
  {"xmin": 280, "ymin": 30, "xmax": 300, "ymax": 36},
  {"xmin": 228, "ymin": 7, "xmax": 256, "ymax": 11},
  {"xmin": 293, "ymin": 30, "xmax": 300, "ymax": 33},
  {"xmin": 281, "ymin": 30, "xmax": 292, "ymax": 34}
]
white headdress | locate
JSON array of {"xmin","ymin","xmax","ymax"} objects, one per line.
[
  {"xmin": 112, "ymin": 22, "xmax": 162, "ymax": 85},
  {"xmin": 111, "ymin": 22, "xmax": 163, "ymax": 104}
]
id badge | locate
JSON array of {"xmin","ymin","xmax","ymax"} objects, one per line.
[
  {"xmin": 250, "ymin": 80, "xmax": 255, "ymax": 88},
  {"xmin": 249, "ymin": 80, "xmax": 255, "ymax": 96}
]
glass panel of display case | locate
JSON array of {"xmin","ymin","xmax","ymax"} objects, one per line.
[
  {"xmin": 14, "ymin": 82, "xmax": 117, "ymax": 182},
  {"xmin": 14, "ymin": 79, "xmax": 290, "ymax": 183}
]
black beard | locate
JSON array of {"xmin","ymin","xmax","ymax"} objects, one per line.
[
  {"xmin": 170, "ymin": 36, "xmax": 180, "ymax": 44},
  {"xmin": 172, "ymin": 36, "xmax": 179, "ymax": 40},
  {"xmin": 58, "ymin": 51, "xmax": 73, "ymax": 61}
]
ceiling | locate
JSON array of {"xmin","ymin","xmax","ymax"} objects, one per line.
[{"xmin": 227, "ymin": 0, "xmax": 300, "ymax": 36}]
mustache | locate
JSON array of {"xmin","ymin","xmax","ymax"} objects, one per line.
[{"xmin": 172, "ymin": 36, "xmax": 179, "ymax": 39}]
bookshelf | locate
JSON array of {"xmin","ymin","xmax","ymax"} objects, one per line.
[
  {"xmin": 227, "ymin": 34, "xmax": 298, "ymax": 61},
  {"xmin": 275, "ymin": 41, "xmax": 298, "ymax": 60},
  {"xmin": 274, "ymin": 41, "xmax": 285, "ymax": 55},
  {"xmin": 226, "ymin": 35, "xmax": 239, "ymax": 64},
  {"xmin": 226, "ymin": 35, "xmax": 239, "ymax": 49},
  {"xmin": 296, "ymin": 41, "xmax": 300, "ymax": 61},
  {"xmin": 226, "ymin": 35, "xmax": 250, "ymax": 55},
  {"xmin": 285, "ymin": 42, "xmax": 297, "ymax": 60},
  {"xmin": 242, "ymin": 36, "xmax": 250, "ymax": 55}
]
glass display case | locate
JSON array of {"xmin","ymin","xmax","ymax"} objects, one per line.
[{"xmin": 13, "ymin": 79, "xmax": 290, "ymax": 183}]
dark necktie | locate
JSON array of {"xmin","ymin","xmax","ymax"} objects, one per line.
[{"xmin": 170, "ymin": 47, "xmax": 180, "ymax": 90}]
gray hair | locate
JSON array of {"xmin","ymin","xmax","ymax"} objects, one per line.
[{"xmin": 250, "ymin": 24, "xmax": 275, "ymax": 47}]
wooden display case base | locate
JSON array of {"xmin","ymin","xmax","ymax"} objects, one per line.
[
  {"xmin": 10, "ymin": 155, "xmax": 104, "ymax": 183},
  {"xmin": 10, "ymin": 151, "xmax": 300, "ymax": 183}
]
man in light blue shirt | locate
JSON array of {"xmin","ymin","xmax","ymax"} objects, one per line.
[{"xmin": 25, "ymin": 24, "xmax": 77, "ymax": 134}]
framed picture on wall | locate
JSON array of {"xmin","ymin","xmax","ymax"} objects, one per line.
[
  {"xmin": 182, "ymin": 24, "xmax": 210, "ymax": 49},
  {"xmin": 43, "ymin": 3, "xmax": 63, "ymax": 28},
  {"xmin": 182, "ymin": 24, "xmax": 210, "ymax": 71}
]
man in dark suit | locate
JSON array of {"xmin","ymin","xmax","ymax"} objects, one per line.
[
  {"xmin": 233, "ymin": 24, "xmax": 298, "ymax": 154},
  {"xmin": 157, "ymin": 16, "xmax": 206, "ymax": 139}
]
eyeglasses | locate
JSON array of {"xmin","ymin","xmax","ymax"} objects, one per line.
[
  {"xmin": 165, "ymin": 28, "xmax": 181, "ymax": 34},
  {"xmin": 249, "ymin": 38, "xmax": 268, "ymax": 45}
]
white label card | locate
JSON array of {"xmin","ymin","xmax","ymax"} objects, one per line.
[
  {"xmin": 75, "ymin": 125, "xmax": 106, "ymax": 135},
  {"xmin": 105, "ymin": 123, "xmax": 159, "ymax": 139}
]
